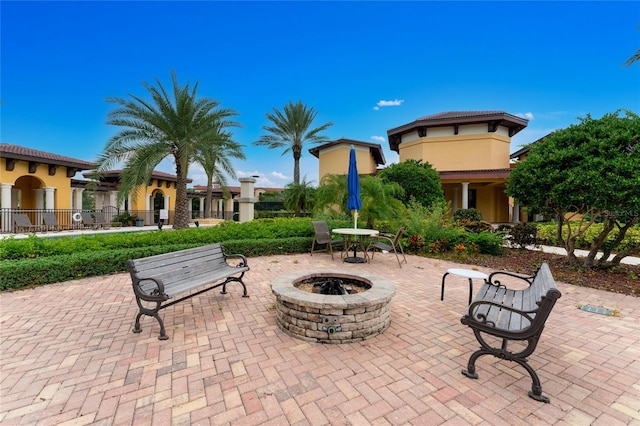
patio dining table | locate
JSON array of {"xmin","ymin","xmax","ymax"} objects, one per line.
[{"xmin": 332, "ymin": 228, "xmax": 379, "ymax": 263}]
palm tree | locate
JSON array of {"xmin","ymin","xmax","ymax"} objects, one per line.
[
  {"xmin": 314, "ymin": 174, "xmax": 405, "ymax": 227},
  {"xmin": 253, "ymin": 100, "xmax": 333, "ymax": 184},
  {"xmin": 624, "ymin": 49, "xmax": 640, "ymax": 66},
  {"xmin": 95, "ymin": 70, "xmax": 239, "ymax": 229},
  {"xmin": 283, "ymin": 176, "xmax": 316, "ymax": 216},
  {"xmin": 194, "ymin": 127, "xmax": 245, "ymax": 219}
]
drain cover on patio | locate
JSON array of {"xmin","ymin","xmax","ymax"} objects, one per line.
[{"xmin": 580, "ymin": 305, "xmax": 616, "ymax": 316}]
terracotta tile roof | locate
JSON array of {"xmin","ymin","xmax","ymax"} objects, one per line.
[
  {"xmin": 309, "ymin": 138, "xmax": 386, "ymax": 165},
  {"xmin": 83, "ymin": 169, "xmax": 193, "ymax": 183},
  {"xmin": 386, "ymin": 110, "xmax": 529, "ymax": 152},
  {"xmin": 415, "ymin": 110, "xmax": 509, "ymax": 121},
  {"xmin": 0, "ymin": 143, "xmax": 95, "ymax": 169}
]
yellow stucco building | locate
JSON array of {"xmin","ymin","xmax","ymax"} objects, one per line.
[
  {"xmin": 386, "ymin": 111, "xmax": 529, "ymax": 223},
  {"xmin": 311, "ymin": 113, "xmax": 529, "ymax": 223},
  {"xmin": 0, "ymin": 144, "xmax": 186, "ymax": 231}
]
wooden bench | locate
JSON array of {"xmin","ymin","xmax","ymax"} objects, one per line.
[
  {"xmin": 127, "ymin": 243, "xmax": 249, "ymax": 340},
  {"xmin": 460, "ymin": 262, "xmax": 561, "ymax": 403}
]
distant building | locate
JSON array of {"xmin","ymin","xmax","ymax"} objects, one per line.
[
  {"xmin": 386, "ymin": 111, "xmax": 529, "ymax": 223},
  {"xmin": 0, "ymin": 143, "xmax": 189, "ymax": 230},
  {"xmin": 311, "ymin": 112, "xmax": 530, "ymax": 223},
  {"xmin": 309, "ymin": 138, "xmax": 386, "ymax": 182},
  {"xmin": 0, "ymin": 143, "xmax": 94, "ymax": 213}
]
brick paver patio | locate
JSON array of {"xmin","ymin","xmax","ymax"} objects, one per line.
[{"xmin": 1, "ymin": 252, "xmax": 639, "ymax": 425}]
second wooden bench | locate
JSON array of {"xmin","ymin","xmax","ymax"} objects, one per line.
[{"xmin": 460, "ymin": 262, "xmax": 561, "ymax": 403}]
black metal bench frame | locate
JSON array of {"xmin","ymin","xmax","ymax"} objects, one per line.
[
  {"xmin": 127, "ymin": 243, "xmax": 249, "ymax": 340},
  {"xmin": 460, "ymin": 262, "xmax": 561, "ymax": 403}
]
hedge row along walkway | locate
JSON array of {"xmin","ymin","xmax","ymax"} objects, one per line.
[{"xmin": 1, "ymin": 253, "xmax": 639, "ymax": 425}]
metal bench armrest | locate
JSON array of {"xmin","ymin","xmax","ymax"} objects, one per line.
[{"xmin": 487, "ymin": 270, "xmax": 535, "ymax": 287}]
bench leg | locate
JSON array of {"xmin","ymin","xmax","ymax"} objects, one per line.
[
  {"xmin": 133, "ymin": 299, "xmax": 169, "ymax": 340},
  {"xmin": 220, "ymin": 275, "xmax": 249, "ymax": 298},
  {"xmin": 462, "ymin": 334, "xmax": 550, "ymax": 403}
]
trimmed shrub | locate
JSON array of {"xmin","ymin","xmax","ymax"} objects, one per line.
[
  {"xmin": 453, "ymin": 208, "xmax": 483, "ymax": 222},
  {"xmin": 508, "ymin": 222, "xmax": 539, "ymax": 249}
]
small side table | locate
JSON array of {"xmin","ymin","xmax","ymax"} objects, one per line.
[{"xmin": 441, "ymin": 268, "xmax": 488, "ymax": 305}]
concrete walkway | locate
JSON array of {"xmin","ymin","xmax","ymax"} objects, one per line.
[{"xmin": 1, "ymin": 252, "xmax": 639, "ymax": 425}]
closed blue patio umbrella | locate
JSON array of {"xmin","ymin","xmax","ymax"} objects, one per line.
[{"xmin": 347, "ymin": 145, "xmax": 362, "ymax": 228}]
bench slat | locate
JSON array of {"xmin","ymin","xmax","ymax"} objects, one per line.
[
  {"xmin": 162, "ymin": 266, "xmax": 249, "ymax": 298},
  {"xmin": 132, "ymin": 248, "xmax": 227, "ymax": 277},
  {"xmin": 495, "ymin": 288, "xmax": 514, "ymax": 330}
]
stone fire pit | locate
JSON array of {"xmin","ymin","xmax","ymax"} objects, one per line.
[{"xmin": 271, "ymin": 269, "xmax": 396, "ymax": 344}]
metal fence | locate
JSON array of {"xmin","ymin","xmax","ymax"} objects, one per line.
[{"xmin": 0, "ymin": 208, "xmax": 232, "ymax": 234}]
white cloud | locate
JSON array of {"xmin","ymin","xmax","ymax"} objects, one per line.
[
  {"xmin": 515, "ymin": 112, "xmax": 535, "ymax": 120},
  {"xmin": 371, "ymin": 135, "xmax": 385, "ymax": 143},
  {"xmin": 375, "ymin": 99, "xmax": 404, "ymax": 109},
  {"xmin": 269, "ymin": 171, "xmax": 289, "ymax": 181}
]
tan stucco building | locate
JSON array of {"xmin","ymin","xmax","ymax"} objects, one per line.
[
  {"xmin": 386, "ymin": 111, "xmax": 529, "ymax": 223},
  {"xmin": 309, "ymin": 138, "xmax": 386, "ymax": 181}
]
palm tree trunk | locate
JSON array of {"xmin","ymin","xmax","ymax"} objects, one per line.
[
  {"xmin": 205, "ymin": 179, "xmax": 213, "ymax": 219},
  {"xmin": 293, "ymin": 152, "xmax": 301, "ymax": 185},
  {"xmin": 173, "ymin": 159, "xmax": 190, "ymax": 229}
]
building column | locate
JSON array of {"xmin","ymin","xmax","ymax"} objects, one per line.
[
  {"xmin": 1, "ymin": 183, "xmax": 13, "ymax": 232},
  {"xmin": 108, "ymin": 191, "xmax": 117, "ymax": 208},
  {"xmin": 74, "ymin": 188, "xmax": 84, "ymax": 210},
  {"xmin": 512, "ymin": 204, "xmax": 520, "ymax": 223},
  {"xmin": 461, "ymin": 182, "xmax": 469, "ymax": 209},
  {"xmin": 145, "ymin": 194, "xmax": 153, "ymax": 225},
  {"xmin": 44, "ymin": 187, "xmax": 56, "ymax": 210},
  {"xmin": 1, "ymin": 183, "xmax": 12, "ymax": 209},
  {"xmin": 199, "ymin": 197, "xmax": 205, "ymax": 218},
  {"xmin": 34, "ymin": 189, "xmax": 44, "ymax": 209}
]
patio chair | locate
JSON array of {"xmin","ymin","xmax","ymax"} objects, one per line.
[
  {"xmin": 310, "ymin": 221, "xmax": 344, "ymax": 260},
  {"xmin": 80, "ymin": 212, "xmax": 99, "ymax": 230},
  {"xmin": 93, "ymin": 212, "xmax": 114, "ymax": 230},
  {"xmin": 42, "ymin": 212, "xmax": 71, "ymax": 232},
  {"xmin": 13, "ymin": 213, "xmax": 44, "ymax": 233},
  {"xmin": 366, "ymin": 226, "xmax": 407, "ymax": 268}
]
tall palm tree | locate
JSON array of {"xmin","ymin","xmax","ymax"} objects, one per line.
[
  {"xmin": 95, "ymin": 70, "xmax": 239, "ymax": 229},
  {"xmin": 194, "ymin": 127, "xmax": 245, "ymax": 218},
  {"xmin": 253, "ymin": 100, "xmax": 333, "ymax": 184}
]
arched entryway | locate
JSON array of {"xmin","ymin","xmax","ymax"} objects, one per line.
[{"xmin": 13, "ymin": 175, "xmax": 45, "ymax": 209}]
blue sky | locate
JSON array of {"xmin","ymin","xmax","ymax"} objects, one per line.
[{"xmin": 2, "ymin": 1, "xmax": 639, "ymax": 189}]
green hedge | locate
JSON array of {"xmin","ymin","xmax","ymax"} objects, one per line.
[
  {"xmin": 0, "ymin": 237, "xmax": 313, "ymax": 291},
  {"xmin": 0, "ymin": 217, "xmax": 327, "ymax": 261}
]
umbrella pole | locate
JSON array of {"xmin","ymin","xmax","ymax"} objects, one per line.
[{"xmin": 354, "ymin": 211, "xmax": 358, "ymax": 229}]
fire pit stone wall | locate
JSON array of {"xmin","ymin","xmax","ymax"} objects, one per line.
[{"xmin": 271, "ymin": 269, "xmax": 396, "ymax": 344}]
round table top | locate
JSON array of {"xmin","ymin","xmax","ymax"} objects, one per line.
[
  {"xmin": 332, "ymin": 228, "xmax": 379, "ymax": 236},
  {"xmin": 446, "ymin": 268, "xmax": 488, "ymax": 279}
]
